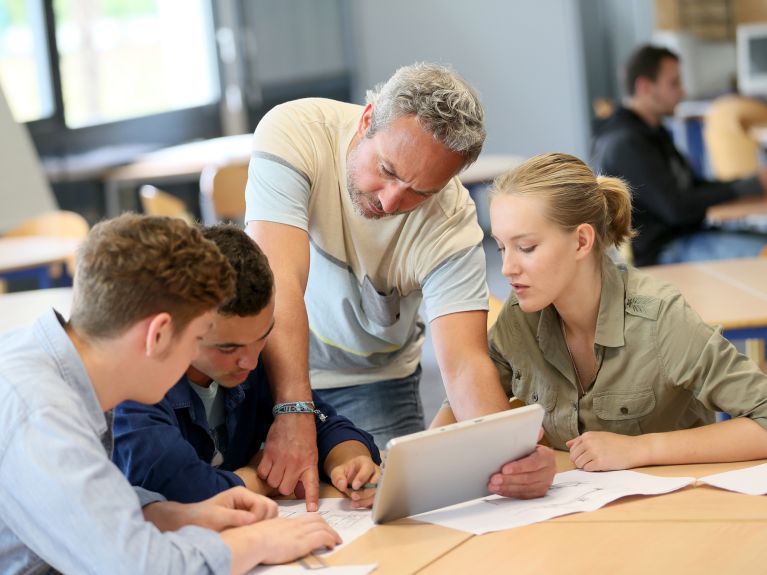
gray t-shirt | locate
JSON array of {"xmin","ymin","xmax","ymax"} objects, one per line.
[{"xmin": 190, "ymin": 381, "xmax": 226, "ymax": 467}]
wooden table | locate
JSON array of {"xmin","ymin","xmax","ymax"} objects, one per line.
[
  {"xmin": 0, "ymin": 287, "xmax": 73, "ymax": 333},
  {"xmin": 416, "ymin": 452, "xmax": 767, "ymax": 575},
  {"xmin": 102, "ymin": 130, "xmax": 523, "ymax": 217},
  {"xmin": 642, "ymin": 257, "xmax": 767, "ymax": 367},
  {"xmin": 0, "ymin": 237, "xmax": 81, "ymax": 289}
]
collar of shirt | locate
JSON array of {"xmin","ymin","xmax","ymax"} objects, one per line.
[
  {"xmin": 168, "ymin": 374, "xmax": 248, "ymax": 419},
  {"xmin": 535, "ymin": 256, "xmax": 627, "ymax": 362}
]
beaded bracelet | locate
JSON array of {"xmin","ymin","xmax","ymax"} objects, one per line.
[{"xmin": 272, "ymin": 401, "xmax": 327, "ymax": 422}]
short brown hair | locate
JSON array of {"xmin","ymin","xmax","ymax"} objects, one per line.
[
  {"xmin": 70, "ymin": 214, "xmax": 235, "ymax": 339},
  {"xmin": 200, "ymin": 224, "xmax": 274, "ymax": 317},
  {"xmin": 625, "ymin": 44, "xmax": 679, "ymax": 96},
  {"xmin": 491, "ymin": 153, "xmax": 635, "ymax": 255}
]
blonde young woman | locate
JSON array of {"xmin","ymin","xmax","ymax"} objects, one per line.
[{"xmin": 438, "ymin": 153, "xmax": 767, "ymax": 470}]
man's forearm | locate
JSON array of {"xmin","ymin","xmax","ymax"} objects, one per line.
[
  {"xmin": 444, "ymin": 354, "xmax": 510, "ymax": 420},
  {"xmin": 263, "ymin": 284, "xmax": 313, "ymax": 402}
]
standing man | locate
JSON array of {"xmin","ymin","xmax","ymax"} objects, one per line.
[
  {"xmin": 592, "ymin": 44, "xmax": 767, "ymax": 266},
  {"xmin": 246, "ymin": 63, "xmax": 554, "ymax": 504}
]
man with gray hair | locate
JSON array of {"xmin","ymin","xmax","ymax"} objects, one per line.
[{"xmin": 246, "ymin": 62, "xmax": 555, "ymax": 510}]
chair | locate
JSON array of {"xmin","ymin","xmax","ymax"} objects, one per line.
[
  {"xmin": 199, "ymin": 163, "xmax": 248, "ymax": 224},
  {"xmin": 5, "ymin": 210, "xmax": 89, "ymax": 240},
  {"xmin": 3, "ymin": 210, "xmax": 89, "ymax": 289},
  {"xmin": 703, "ymin": 95, "xmax": 767, "ymax": 180},
  {"xmin": 139, "ymin": 185, "xmax": 194, "ymax": 223}
]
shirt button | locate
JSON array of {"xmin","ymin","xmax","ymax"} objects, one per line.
[
  {"xmin": 532, "ymin": 392, "xmax": 539, "ymax": 402},
  {"xmin": 572, "ymin": 402, "xmax": 577, "ymax": 411},
  {"xmin": 620, "ymin": 406, "xmax": 629, "ymax": 415}
]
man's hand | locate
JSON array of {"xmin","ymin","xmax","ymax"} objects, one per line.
[
  {"xmin": 757, "ymin": 166, "xmax": 767, "ymax": 195},
  {"xmin": 487, "ymin": 443, "xmax": 556, "ymax": 499},
  {"xmin": 235, "ymin": 450, "xmax": 276, "ymax": 496},
  {"xmin": 143, "ymin": 486, "xmax": 277, "ymax": 533},
  {"xmin": 325, "ymin": 441, "xmax": 380, "ymax": 509},
  {"xmin": 222, "ymin": 514, "xmax": 342, "ymax": 573},
  {"xmin": 566, "ymin": 431, "xmax": 647, "ymax": 471},
  {"xmin": 258, "ymin": 414, "xmax": 319, "ymax": 511}
]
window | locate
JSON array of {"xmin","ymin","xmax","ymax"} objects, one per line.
[
  {"xmin": 53, "ymin": 0, "xmax": 219, "ymax": 128},
  {"xmin": 0, "ymin": 0, "xmax": 54, "ymax": 122}
]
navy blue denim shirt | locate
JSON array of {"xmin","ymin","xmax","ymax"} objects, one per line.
[{"xmin": 112, "ymin": 363, "xmax": 380, "ymax": 503}]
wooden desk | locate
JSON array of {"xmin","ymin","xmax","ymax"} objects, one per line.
[
  {"xmin": 0, "ymin": 237, "xmax": 81, "ymax": 289},
  {"xmin": 421, "ymin": 520, "xmax": 767, "ymax": 574},
  {"xmin": 0, "ymin": 287, "xmax": 73, "ymax": 333},
  {"xmin": 326, "ymin": 519, "xmax": 471, "ymax": 574},
  {"xmin": 460, "ymin": 154, "xmax": 524, "ymax": 185},
  {"xmin": 642, "ymin": 258, "xmax": 767, "ymax": 341},
  {"xmin": 102, "ymin": 130, "xmax": 523, "ymax": 217},
  {"xmin": 419, "ymin": 452, "xmax": 767, "ymax": 575},
  {"xmin": 103, "ymin": 134, "xmax": 253, "ymax": 216}
]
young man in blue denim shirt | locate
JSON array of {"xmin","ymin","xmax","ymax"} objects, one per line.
[
  {"xmin": 0, "ymin": 215, "xmax": 341, "ymax": 575},
  {"xmin": 113, "ymin": 225, "xmax": 381, "ymax": 511}
]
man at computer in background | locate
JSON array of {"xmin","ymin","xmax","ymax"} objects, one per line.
[
  {"xmin": 592, "ymin": 44, "xmax": 767, "ymax": 266},
  {"xmin": 0, "ymin": 215, "xmax": 340, "ymax": 575},
  {"xmin": 113, "ymin": 224, "xmax": 382, "ymax": 509},
  {"xmin": 245, "ymin": 62, "xmax": 556, "ymax": 509}
]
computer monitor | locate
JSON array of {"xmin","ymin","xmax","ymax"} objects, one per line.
[{"xmin": 737, "ymin": 23, "xmax": 767, "ymax": 96}]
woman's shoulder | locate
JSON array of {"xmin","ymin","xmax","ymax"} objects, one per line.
[{"xmin": 622, "ymin": 264, "xmax": 686, "ymax": 320}]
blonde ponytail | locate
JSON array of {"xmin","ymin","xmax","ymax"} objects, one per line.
[
  {"xmin": 491, "ymin": 153, "xmax": 634, "ymax": 253},
  {"xmin": 596, "ymin": 175, "xmax": 635, "ymax": 248}
]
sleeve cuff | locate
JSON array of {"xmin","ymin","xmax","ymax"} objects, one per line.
[
  {"xmin": 134, "ymin": 486, "xmax": 167, "ymax": 507},
  {"xmin": 731, "ymin": 175, "xmax": 762, "ymax": 198}
]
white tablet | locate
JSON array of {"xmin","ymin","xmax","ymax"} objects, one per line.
[{"xmin": 371, "ymin": 403, "xmax": 544, "ymax": 524}]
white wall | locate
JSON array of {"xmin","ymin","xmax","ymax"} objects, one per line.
[
  {"xmin": 0, "ymin": 85, "xmax": 56, "ymax": 233},
  {"xmin": 348, "ymin": 0, "xmax": 591, "ymax": 158}
]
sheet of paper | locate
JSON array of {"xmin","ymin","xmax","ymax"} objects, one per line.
[
  {"xmin": 248, "ymin": 564, "xmax": 377, "ymax": 575},
  {"xmin": 699, "ymin": 462, "xmax": 767, "ymax": 495},
  {"xmin": 414, "ymin": 469, "xmax": 695, "ymax": 535},
  {"xmin": 276, "ymin": 498, "xmax": 376, "ymax": 554}
]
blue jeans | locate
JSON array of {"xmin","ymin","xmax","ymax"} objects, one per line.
[
  {"xmin": 313, "ymin": 366, "xmax": 424, "ymax": 450},
  {"xmin": 657, "ymin": 231, "xmax": 767, "ymax": 264}
]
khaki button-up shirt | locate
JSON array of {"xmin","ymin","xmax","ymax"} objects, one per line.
[{"xmin": 489, "ymin": 256, "xmax": 767, "ymax": 450}]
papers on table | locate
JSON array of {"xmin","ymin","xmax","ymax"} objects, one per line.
[
  {"xmin": 700, "ymin": 462, "xmax": 767, "ymax": 495},
  {"xmin": 246, "ymin": 499, "xmax": 378, "ymax": 574},
  {"xmin": 248, "ymin": 565, "xmax": 377, "ymax": 575},
  {"xmin": 414, "ymin": 469, "xmax": 695, "ymax": 535},
  {"xmin": 276, "ymin": 498, "xmax": 376, "ymax": 554}
]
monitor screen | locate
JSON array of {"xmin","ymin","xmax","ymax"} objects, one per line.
[
  {"xmin": 749, "ymin": 36, "xmax": 767, "ymax": 75},
  {"xmin": 737, "ymin": 24, "xmax": 767, "ymax": 96}
]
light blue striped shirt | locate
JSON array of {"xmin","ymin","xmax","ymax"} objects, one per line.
[{"xmin": 0, "ymin": 310, "xmax": 230, "ymax": 574}]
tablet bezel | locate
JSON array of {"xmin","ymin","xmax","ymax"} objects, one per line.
[{"xmin": 371, "ymin": 403, "xmax": 544, "ymax": 524}]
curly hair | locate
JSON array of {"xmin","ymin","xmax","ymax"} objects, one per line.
[
  {"xmin": 200, "ymin": 224, "xmax": 274, "ymax": 317},
  {"xmin": 70, "ymin": 214, "xmax": 235, "ymax": 339},
  {"xmin": 365, "ymin": 62, "xmax": 485, "ymax": 168}
]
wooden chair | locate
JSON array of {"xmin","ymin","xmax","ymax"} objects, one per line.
[
  {"xmin": 199, "ymin": 163, "xmax": 248, "ymax": 224},
  {"xmin": 139, "ymin": 185, "xmax": 194, "ymax": 223},
  {"xmin": 5, "ymin": 210, "xmax": 89, "ymax": 240},
  {"xmin": 3, "ymin": 210, "xmax": 89, "ymax": 288},
  {"xmin": 704, "ymin": 95, "xmax": 767, "ymax": 180}
]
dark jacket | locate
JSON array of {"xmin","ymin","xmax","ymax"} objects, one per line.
[
  {"xmin": 112, "ymin": 363, "xmax": 380, "ymax": 503},
  {"xmin": 591, "ymin": 107, "xmax": 760, "ymax": 265}
]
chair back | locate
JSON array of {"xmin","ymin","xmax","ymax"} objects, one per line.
[
  {"xmin": 3, "ymin": 210, "xmax": 89, "ymax": 286},
  {"xmin": 704, "ymin": 95, "xmax": 767, "ymax": 180},
  {"xmin": 139, "ymin": 185, "xmax": 194, "ymax": 223},
  {"xmin": 199, "ymin": 163, "xmax": 248, "ymax": 224},
  {"xmin": 5, "ymin": 210, "xmax": 89, "ymax": 239}
]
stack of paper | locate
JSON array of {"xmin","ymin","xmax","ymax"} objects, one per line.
[{"xmin": 414, "ymin": 469, "xmax": 695, "ymax": 535}]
